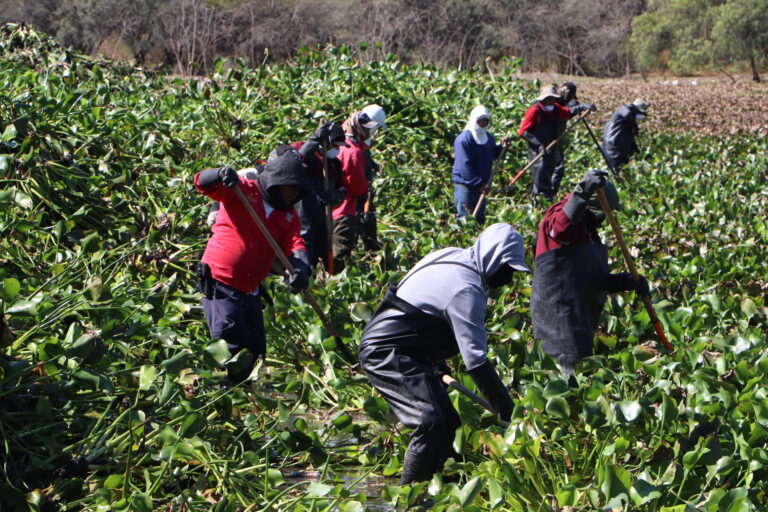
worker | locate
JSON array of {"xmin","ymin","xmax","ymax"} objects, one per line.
[
  {"xmin": 452, "ymin": 105, "xmax": 511, "ymax": 225},
  {"xmin": 602, "ymin": 99, "xmax": 649, "ymax": 173},
  {"xmin": 195, "ymin": 150, "xmax": 313, "ymax": 381},
  {"xmin": 359, "ymin": 223, "xmax": 529, "ymax": 483},
  {"xmin": 531, "ymin": 170, "xmax": 650, "ymax": 377},
  {"xmin": 519, "ymin": 84, "xmax": 595, "ymax": 203}
]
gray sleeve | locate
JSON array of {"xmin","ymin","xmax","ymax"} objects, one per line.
[{"xmin": 443, "ymin": 286, "xmax": 488, "ymax": 371}]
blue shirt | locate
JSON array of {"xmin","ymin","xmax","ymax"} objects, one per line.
[{"xmin": 452, "ymin": 130, "xmax": 500, "ymax": 188}]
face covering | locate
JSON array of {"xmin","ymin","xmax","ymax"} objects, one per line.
[
  {"xmin": 465, "ymin": 106, "xmax": 491, "ymax": 145},
  {"xmin": 486, "ymin": 265, "xmax": 514, "ymax": 288},
  {"xmin": 325, "ymin": 148, "xmax": 340, "ymax": 159},
  {"xmin": 636, "ymin": 114, "xmax": 645, "ymax": 120},
  {"xmin": 544, "ymin": 105, "xmax": 555, "ymax": 112}
]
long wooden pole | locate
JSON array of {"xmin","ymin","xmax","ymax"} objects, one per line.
[
  {"xmin": 441, "ymin": 374, "xmax": 510, "ymax": 427},
  {"xmin": 505, "ymin": 110, "xmax": 592, "ymax": 189},
  {"xmin": 595, "ymin": 187, "xmax": 673, "ymax": 351},
  {"xmin": 233, "ymin": 185, "xmax": 356, "ymax": 363}
]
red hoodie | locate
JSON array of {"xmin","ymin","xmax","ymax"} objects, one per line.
[
  {"xmin": 333, "ymin": 138, "xmax": 369, "ymax": 218},
  {"xmin": 195, "ymin": 175, "xmax": 305, "ymax": 293}
]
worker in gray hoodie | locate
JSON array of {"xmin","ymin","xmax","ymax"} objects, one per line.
[{"xmin": 359, "ymin": 223, "xmax": 530, "ymax": 484}]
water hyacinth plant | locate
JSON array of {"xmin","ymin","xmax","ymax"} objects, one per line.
[{"xmin": 1, "ymin": 22, "xmax": 767, "ymax": 511}]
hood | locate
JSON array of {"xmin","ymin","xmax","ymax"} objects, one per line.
[
  {"xmin": 464, "ymin": 105, "xmax": 491, "ymax": 144},
  {"xmin": 470, "ymin": 223, "xmax": 531, "ymax": 281},
  {"xmin": 257, "ymin": 148, "xmax": 311, "ymax": 210}
]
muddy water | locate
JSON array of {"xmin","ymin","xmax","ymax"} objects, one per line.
[{"xmin": 284, "ymin": 470, "xmax": 397, "ymax": 511}]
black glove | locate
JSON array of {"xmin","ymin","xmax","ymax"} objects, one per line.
[
  {"xmin": 197, "ymin": 166, "xmax": 238, "ymax": 189},
  {"xmin": 467, "ymin": 360, "xmax": 514, "ymax": 422},
  {"xmin": 287, "ymin": 250, "xmax": 311, "ymax": 294},
  {"xmin": 317, "ymin": 187, "xmax": 346, "ymax": 206},
  {"xmin": 570, "ymin": 103, "xmax": 596, "ymax": 115},
  {"xmin": 299, "ymin": 123, "xmax": 332, "ymax": 159},
  {"xmin": 605, "ymin": 272, "xmax": 650, "ymax": 296},
  {"xmin": 563, "ymin": 169, "xmax": 608, "ymax": 223}
]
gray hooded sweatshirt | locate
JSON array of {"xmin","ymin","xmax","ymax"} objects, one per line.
[{"xmin": 362, "ymin": 223, "xmax": 529, "ymax": 370}]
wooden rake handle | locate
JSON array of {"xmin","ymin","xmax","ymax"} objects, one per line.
[
  {"xmin": 471, "ymin": 145, "xmax": 508, "ymax": 218},
  {"xmin": 442, "ymin": 374, "xmax": 510, "ymax": 428},
  {"xmin": 595, "ymin": 187, "xmax": 673, "ymax": 351}
]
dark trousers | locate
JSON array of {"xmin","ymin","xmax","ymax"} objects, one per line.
[
  {"xmin": 529, "ymin": 147, "xmax": 562, "ymax": 199},
  {"xmin": 332, "ymin": 214, "xmax": 359, "ymax": 274},
  {"xmin": 202, "ymin": 279, "xmax": 266, "ymax": 359},
  {"xmin": 359, "ymin": 344, "xmax": 461, "ymax": 484}
]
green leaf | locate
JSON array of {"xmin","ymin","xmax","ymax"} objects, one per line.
[
  {"xmin": 545, "ymin": 396, "xmax": 570, "ymax": 419},
  {"xmin": 266, "ymin": 469, "xmax": 284, "ymax": 485},
  {"xmin": 599, "ymin": 463, "xmax": 631, "ymax": 505},
  {"xmin": 307, "ymin": 482, "xmax": 333, "ymax": 497},
  {"xmin": 138, "ymin": 365, "xmax": 157, "ymax": 391},
  {"xmin": 617, "ymin": 400, "xmax": 642, "ymax": 422},
  {"xmin": 204, "ymin": 340, "xmax": 232, "ymax": 365},
  {"xmin": 487, "ymin": 478, "xmax": 504, "ymax": 508},
  {"xmin": 103, "ymin": 474, "xmax": 122, "ymax": 489},
  {"xmin": 0, "ymin": 277, "xmax": 20, "ymax": 302},
  {"xmin": 556, "ymin": 484, "xmax": 578, "ymax": 507},
  {"xmin": 129, "ymin": 493, "xmax": 153, "ymax": 512},
  {"xmin": 7, "ymin": 299, "xmax": 36, "ymax": 315},
  {"xmin": 457, "ymin": 476, "xmax": 484, "ymax": 507},
  {"xmin": 630, "ymin": 479, "xmax": 660, "ymax": 506},
  {"xmin": 179, "ymin": 412, "xmax": 206, "ymax": 437},
  {"xmin": 2, "ymin": 124, "xmax": 17, "ymax": 142},
  {"xmin": 740, "ymin": 298, "xmax": 757, "ymax": 320}
]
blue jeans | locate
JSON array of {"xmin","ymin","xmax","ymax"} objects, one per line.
[{"xmin": 454, "ymin": 183, "xmax": 485, "ymax": 225}]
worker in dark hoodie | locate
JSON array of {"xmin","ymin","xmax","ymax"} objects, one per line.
[
  {"xmin": 195, "ymin": 149, "xmax": 313, "ymax": 380},
  {"xmin": 359, "ymin": 223, "xmax": 530, "ymax": 484}
]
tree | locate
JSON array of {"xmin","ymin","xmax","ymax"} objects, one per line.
[{"xmin": 711, "ymin": 0, "xmax": 768, "ymax": 82}]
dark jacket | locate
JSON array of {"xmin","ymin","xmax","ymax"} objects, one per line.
[{"xmin": 603, "ymin": 105, "xmax": 641, "ymax": 170}]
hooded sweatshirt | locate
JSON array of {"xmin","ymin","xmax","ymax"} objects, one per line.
[
  {"xmin": 452, "ymin": 106, "xmax": 501, "ymax": 188},
  {"xmin": 361, "ymin": 223, "xmax": 529, "ymax": 370}
]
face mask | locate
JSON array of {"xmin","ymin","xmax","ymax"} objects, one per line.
[
  {"xmin": 636, "ymin": 114, "xmax": 645, "ymax": 120},
  {"xmin": 544, "ymin": 105, "xmax": 555, "ymax": 112},
  {"xmin": 486, "ymin": 265, "xmax": 514, "ymax": 288},
  {"xmin": 586, "ymin": 207, "xmax": 606, "ymax": 224},
  {"xmin": 325, "ymin": 148, "xmax": 340, "ymax": 159}
]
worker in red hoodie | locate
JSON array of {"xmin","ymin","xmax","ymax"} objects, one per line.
[
  {"xmin": 519, "ymin": 84, "xmax": 595, "ymax": 203},
  {"xmin": 331, "ymin": 109, "xmax": 381, "ymax": 273},
  {"xmin": 195, "ymin": 149, "xmax": 312, "ymax": 380}
]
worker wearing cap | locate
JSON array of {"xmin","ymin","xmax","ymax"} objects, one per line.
[
  {"xmin": 519, "ymin": 84, "xmax": 595, "ymax": 203},
  {"xmin": 332, "ymin": 108, "xmax": 385, "ymax": 273},
  {"xmin": 531, "ymin": 170, "xmax": 650, "ymax": 377},
  {"xmin": 452, "ymin": 105, "xmax": 511, "ymax": 225},
  {"xmin": 195, "ymin": 150, "xmax": 313, "ymax": 381},
  {"xmin": 356, "ymin": 104, "xmax": 387, "ymax": 252},
  {"xmin": 359, "ymin": 223, "xmax": 529, "ymax": 483},
  {"xmin": 602, "ymin": 99, "xmax": 649, "ymax": 173}
]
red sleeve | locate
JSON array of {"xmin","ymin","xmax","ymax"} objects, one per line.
[
  {"xmin": 561, "ymin": 104, "xmax": 576, "ymax": 119},
  {"xmin": 518, "ymin": 105, "xmax": 539, "ymax": 136},
  {"xmin": 338, "ymin": 144, "xmax": 368, "ymax": 196}
]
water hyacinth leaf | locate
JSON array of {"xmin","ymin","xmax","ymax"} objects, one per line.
[
  {"xmin": 80, "ymin": 232, "xmax": 101, "ymax": 253},
  {"xmin": 717, "ymin": 488, "xmax": 753, "ymax": 512},
  {"xmin": 349, "ymin": 301, "xmax": 373, "ymax": 322},
  {"xmin": 457, "ymin": 477, "xmax": 483, "ymax": 507},
  {"xmin": 2, "ymin": 123, "xmax": 16, "ymax": 142},
  {"xmin": 339, "ymin": 501, "xmax": 364, "ymax": 512},
  {"xmin": 599, "ymin": 463, "xmax": 632, "ymax": 506},
  {"xmin": 617, "ymin": 400, "xmax": 642, "ymax": 422},
  {"xmin": 0, "ymin": 277, "xmax": 20, "ymax": 301},
  {"xmin": 630, "ymin": 479, "xmax": 660, "ymax": 506},
  {"xmin": 7, "ymin": 299, "xmax": 36, "ymax": 315},
  {"xmin": 103, "ymin": 474, "xmax": 122, "ymax": 489},
  {"xmin": 487, "ymin": 478, "xmax": 504, "ymax": 508},
  {"xmin": 556, "ymin": 484, "xmax": 578, "ymax": 507},
  {"xmin": 266, "ymin": 469, "xmax": 284, "ymax": 485},
  {"xmin": 363, "ymin": 395, "xmax": 390, "ymax": 423},
  {"xmin": 740, "ymin": 298, "xmax": 757, "ymax": 320},
  {"xmin": 129, "ymin": 493, "xmax": 153, "ymax": 512},
  {"xmin": 204, "ymin": 340, "xmax": 232, "ymax": 366},
  {"xmin": 160, "ymin": 350, "xmax": 190, "ymax": 373},
  {"xmin": 307, "ymin": 482, "xmax": 333, "ymax": 497},
  {"xmin": 543, "ymin": 379, "xmax": 570, "ymax": 397},
  {"xmin": 179, "ymin": 412, "xmax": 206, "ymax": 437},
  {"xmin": 545, "ymin": 396, "xmax": 570, "ymax": 419},
  {"xmin": 138, "ymin": 364, "xmax": 157, "ymax": 391}
]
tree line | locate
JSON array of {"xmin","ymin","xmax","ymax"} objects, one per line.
[{"xmin": 1, "ymin": 0, "xmax": 764, "ymax": 80}]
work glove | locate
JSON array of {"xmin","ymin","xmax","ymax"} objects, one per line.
[
  {"xmin": 197, "ymin": 165, "xmax": 239, "ymax": 189},
  {"xmin": 563, "ymin": 169, "xmax": 608, "ymax": 223},
  {"xmin": 317, "ymin": 186, "xmax": 347, "ymax": 206},
  {"xmin": 606, "ymin": 272, "xmax": 650, "ymax": 296},
  {"xmin": 467, "ymin": 360, "xmax": 514, "ymax": 422},
  {"xmin": 299, "ymin": 122, "xmax": 332, "ymax": 159},
  {"xmin": 570, "ymin": 103, "xmax": 596, "ymax": 115},
  {"xmin": 287, "ymin": 250, "xmax": 311, "ymax": 294}
]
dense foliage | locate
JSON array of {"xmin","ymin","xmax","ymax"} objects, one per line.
[{"xmin": 1, "ymin": 23, "xmax": 767, "ymax": 511}]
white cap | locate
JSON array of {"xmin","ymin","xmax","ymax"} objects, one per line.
[{"xmin": 360, "ymin": 104, "xmax": 387, "ymax": 129}]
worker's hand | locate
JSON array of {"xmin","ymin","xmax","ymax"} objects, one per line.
[
  {"xmin": 633, "ymin": 275, "xmax": 650, "ymax": 297},
  {"xmin": 538, "ymin": 144, "xmax": 551, "ymax": 157},
  {"xmin": 318, "ymin": 187, "xmax": 346, "ymax": 206},
  {"xmin": 480, "ymin": 183, "xmax": 491, "ymax": 195},
  {"xmin": 571, "ymin": 103, "xmax": 596, "ymax": 115},
  {"xmin": 287, "ymin": 251, "xmax": 311, "ymax": 294},
  {"xmin": 501, "ymin": 137, "xmax": 512, "ymax": 148},
  {"xmin": 218, "ymin": 166, "xmax": 239, "ymax": 188},
  {"xmin": 575, "ymin": 169, "xmax": 608, "ymax": 198}
]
